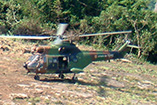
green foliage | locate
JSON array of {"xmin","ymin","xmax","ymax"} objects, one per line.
[
  {"xmin": 13, "ymin": 18, "xmax": 43, "ymax": 35},
  {"xmin": 0, "ymin": 0, "xmax": 156, "ymax": 63}
]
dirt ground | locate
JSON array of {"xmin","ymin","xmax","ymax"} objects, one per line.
[{"xmin": 0, "ymin": 39, "xmax": 156, "ymax": 105}]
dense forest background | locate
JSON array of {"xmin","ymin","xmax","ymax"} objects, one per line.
[{"xmin": 0, "ymin": 0, "xmax": 156, "ymax": 63}]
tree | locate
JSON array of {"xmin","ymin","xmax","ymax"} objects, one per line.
[
  {"xmin": 0, "ymin": 0, "xmax": 156, "ymax": 63},
  {"xmin": 88, "ymin": 0, "xmax": 157, "ymax": 62}
]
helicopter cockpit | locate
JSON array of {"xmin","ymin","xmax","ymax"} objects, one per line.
[{"xmin": 23, "ymin": 54, "xmax": 45, "ymax": 73}]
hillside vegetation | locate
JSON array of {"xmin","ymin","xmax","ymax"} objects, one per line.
[{"xmin": 0, "ymin": 0, "xmax": 157, "ymax": 63}]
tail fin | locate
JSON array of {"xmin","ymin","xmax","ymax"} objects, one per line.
[
  {"xmin": 118, "ymin": 40, "xmax": 130, "ymax": 52},
  {"xmin": 117, "ymin": 41, "xmax": 141, "ymax": 57}
]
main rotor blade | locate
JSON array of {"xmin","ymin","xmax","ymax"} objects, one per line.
[
  {"xmin": 56, "ymin": 23, "xmax": 68, "ymax": 35},
  {"xmin": 0, "ymin": 35, "xmax": 52, "ymax": 40},
  {"xmin": 79, "ymin": 31, "xmax": 132, "ymax": 37}
]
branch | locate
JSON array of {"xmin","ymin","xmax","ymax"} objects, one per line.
[
  {"xmin": 77, "ymin": 0, "xmax": 87, "ymax": 7},
  {"xmin": 13, "ymin": 11, "xmax": 20, "ymax": 24}
]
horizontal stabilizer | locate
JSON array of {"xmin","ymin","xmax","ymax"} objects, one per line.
[{"xmin": 127, "ymin": 45, "xmax": 141, "ymax": 49}]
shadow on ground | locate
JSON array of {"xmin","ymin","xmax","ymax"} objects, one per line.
[
  {"xmin": 39, "ymin": 75, "xmax": 115, "ymax": 88},
  {"xmin": 40, "ymin": 78, "xmax": 98, "ymax": 86}
]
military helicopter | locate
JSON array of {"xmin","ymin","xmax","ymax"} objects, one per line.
[{"xmin": 0, "ymin": 23, "xmax": 134, "ymax": 81}]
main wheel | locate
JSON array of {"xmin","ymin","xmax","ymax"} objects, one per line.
[
  {"xmin": 72, "ymin": 76, "xmax": 78, "ymax": 81},
  {"xmin": 34, "ymin": 75, "xmax": 40, "ymax": 80},
  {"xmin": 59, "ymin": 73, "xmax": 64, "ymax": 79}
]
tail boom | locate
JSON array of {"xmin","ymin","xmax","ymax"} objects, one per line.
[{"xmin": 88, "ymin": 51, "xmax": 123, "ymax": 61}]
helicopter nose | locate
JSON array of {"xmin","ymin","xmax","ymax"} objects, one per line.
[
  {"xmin": 23, "ymin": 62, "xmax": 28, "ymax": 69},
  {"xmin": 27, "ymin": 62, "xmax": 38, "ymax": 70}
]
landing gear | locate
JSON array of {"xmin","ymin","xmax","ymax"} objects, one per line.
[
  {"xmin": 34, "ymin": 75, "xmax": 40, "ymax": 80},
  {"xmin": 59, "ymin": 73, "xmax": 64, "ymax": 79},
  {"xmin": 72, "ymin": 73, "xmax": 78, "ymax": 81}
]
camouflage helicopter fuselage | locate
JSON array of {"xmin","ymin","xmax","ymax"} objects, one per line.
[
  {"xmin": 0, "ymin": 23, "xmax": 132, "ymax": 80},
  {"xmin": 24, "ymin": 41, "xmax": 130, "ymax": 79}
]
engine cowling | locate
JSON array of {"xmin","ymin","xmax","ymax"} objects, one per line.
[{"xmin": 36, "ymin": 47, "xmax": 45, "ymax": 54}]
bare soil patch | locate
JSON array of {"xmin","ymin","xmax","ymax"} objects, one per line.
[{"xmin": 0, "ymin": 39, "xmax": 156, "ymax": 105}]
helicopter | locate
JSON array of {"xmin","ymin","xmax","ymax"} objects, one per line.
[{"xmin": 0, "ymin": 23, "xmax": 135, "ymax": 81}]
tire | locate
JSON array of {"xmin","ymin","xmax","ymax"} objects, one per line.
[{"xmin": 34, "ymin": 75, "xmax": 40, "ymax": 80}]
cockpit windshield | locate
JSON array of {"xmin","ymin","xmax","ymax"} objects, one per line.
[
  {"xmin": 28, "ymin": 55, "xmax": 40, "ymax": 61},
  {"xmin": 26, "ymin": 54, "xmax": 41, "ymax": 70}
]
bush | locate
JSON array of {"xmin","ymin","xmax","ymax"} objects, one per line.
[{"xmin": 13, "ymin": 19, "xmax": 43, "ymax": 35}]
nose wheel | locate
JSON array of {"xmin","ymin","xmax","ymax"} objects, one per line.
[{"xmin": 34, "ymin": 75, "xmax": 40, "ymax": 80}]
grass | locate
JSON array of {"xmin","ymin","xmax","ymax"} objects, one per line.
[
  {"xmin": 0, "ymin": 39, "xmax": 156, "ymax": 105},
  {"xmin": 99, "ymin": 87, "xmax": 155, "ymax": 105},
  {"xmin": 80, "ymin": 60, "xmax": 157, "ymax": 105},
  {"xmin": 3, "ymin": 55, "xmax": 157, "ymax": 105},
  {"xmin": 27, "ymin": 97, "xmax": 41, "ymax": 104}
]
